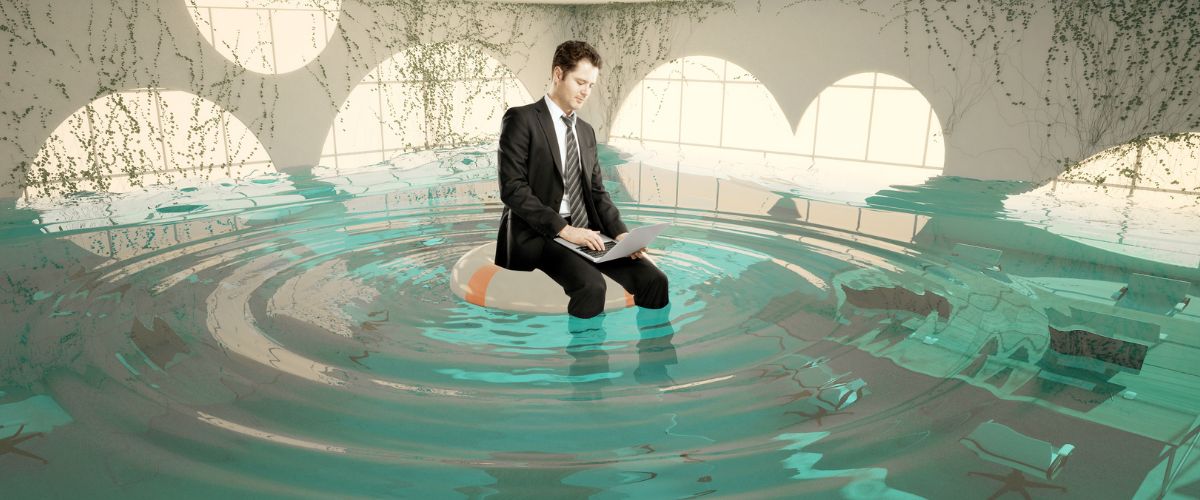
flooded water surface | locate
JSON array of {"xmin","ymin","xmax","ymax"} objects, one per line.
[{"xmin": 1, "ymin": 145, "xmax": 1198, "ymax": 499}]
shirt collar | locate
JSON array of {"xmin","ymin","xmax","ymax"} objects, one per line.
[{"xmin": 544, "ymin": 94, "xmax": 574, "ymax": 123}]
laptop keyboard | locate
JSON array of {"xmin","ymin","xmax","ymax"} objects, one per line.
[{"xmin": 578, "ymin": 240, "xmax": 618, "ymax": 258}]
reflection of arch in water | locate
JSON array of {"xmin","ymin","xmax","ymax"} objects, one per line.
[
  {"xmin": 186, "ymin": 0, "xmax": 342, "ymax": 75},
  {"xmin": 1004, "ymin": 134, "xmax": 1200, "ymax": 267},
  {"xmin": 609, "ymin": 58, "xmax": 945, "ymax": 203},
  {"xmin": 319, "ymin": 43, "xmax": 532, "ymax": 172},
  {"xmin": 24, "ymin": 88, "xmax": 275, "ymax": 201}
]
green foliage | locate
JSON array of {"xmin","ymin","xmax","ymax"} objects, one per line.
[
  {"xmin": 875, "ymin": 0, "xmax": 1200, "ymax": 191},
  {"xmin": 17, "ymin": 0, "xmax": 1193, "ymax": 196},
  {"xmin": 777, "ymin": 0, "xmax": 1199, "ymax": 191},
  {"xmin": 564, "ymin": 1, "xmax": 733, "ymax": 137},
  {"xmin": 332, "ymin": 1, "xmax": 554, "ymax": 150},
  {"xmin": 1, "ymin": 0, "xmax": 728, "ymax": 198}
]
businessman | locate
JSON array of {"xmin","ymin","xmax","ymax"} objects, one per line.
[{"xmin": 495, "ymin": 40, "xmax": 669, "ymax": 319}]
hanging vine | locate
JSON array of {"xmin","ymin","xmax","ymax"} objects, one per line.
[
  {"xmin": 795, "ymin": 0, "xmax": 1200, "ymax": 192},
  {"xmin": 565, "ymin": 1, "xmax": 733, "ymax": 140},
  {"xmin": 2, "ymin": 0, "xmax": 735, "ymax": 198},
  {"xmin": 1041, "ymin": 1, "xmax": 1200, "ymax": 192},
  {"xmin": 324, "ymin": 0, "xmax": 552, "ymax": 151}
]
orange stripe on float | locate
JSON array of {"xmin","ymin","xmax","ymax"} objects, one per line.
[
  {"xmin": 625, "ymin": 292, "xmax": 635, "ymax": 307},
  {"xmin": 466, "ymin": 264, "xmax": 501, "ymax": 306}
]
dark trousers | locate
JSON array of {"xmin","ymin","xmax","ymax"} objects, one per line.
[{"xmin": 536, "ymin": 220, "xmax": 669, "ymax": 319}]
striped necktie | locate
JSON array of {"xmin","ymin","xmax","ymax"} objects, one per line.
[{"xmin": 561, "ymin": 114, "xmax": 590, "ymax": 229}]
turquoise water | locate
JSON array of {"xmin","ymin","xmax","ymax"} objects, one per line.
[{"xmin": 1, "ymin": 145, "xmax": 1198, "ymax": 498}]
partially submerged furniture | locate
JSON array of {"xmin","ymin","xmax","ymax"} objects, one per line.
[
  {"xmin": 922, "ymin": 242, "xmax": 1005, "ymax": 287},
  {"xmin": 1113, "ymin": 273, "xmax": 1192, "ymax": 317},
  {"xmin": 960, "ymin": 420, "xmax": 1075, "ymax": 498},
  {"xmin": 950, "ymin": 242, "xmax": 1003, "ymax": 272},
  {"xmin": 1037, "ymin": 307, "xmax": 1158, "ymax": 391},
  {"xmin": 1044, "ymin": 307, "xmax": 1158, "ymax": 371}
]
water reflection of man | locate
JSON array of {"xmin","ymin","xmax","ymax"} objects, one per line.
[
  {"xmin": 565, "ymin": 304, "xmax": 677, "ymax": 400},
  {"xmin": 633, "ymin": 305, "xmax": 677, "ymax": 387},
  {"xmin": 493, "ymin": 40, "xmax": 669, "ymax": 319},
  {"xmin": 565, "ymin": 318, "xmax": 612, "ymax": 401}
]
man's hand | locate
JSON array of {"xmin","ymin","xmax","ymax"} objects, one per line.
[
  {"xmin": 559, "ymin": 225, "xmax": 606, "ymax": 251},
  {"xmin": 614, "ymin": 232, "xmax": 649, "ymax": 260}
]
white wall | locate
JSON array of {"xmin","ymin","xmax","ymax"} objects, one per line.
[
  {"xmin": 0, "ymin": 0, "xmax": 567, "ymax": 200},
  {"xmin": 2, "ymin": 0, "xmax": 1197, "ymax": 200},
  {"xmin": 583, "ymin": 1, "xmax": 1090, "ymax": 182}
]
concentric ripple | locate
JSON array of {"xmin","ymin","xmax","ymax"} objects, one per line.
[{"xmin": 2, "ymin": 148, "xmax": 1180, "ymax": 498}]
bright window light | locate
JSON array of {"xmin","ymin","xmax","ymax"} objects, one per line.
[
  {"xmin": 610, "ymin": 60, "xmax": 945, "ymax": 204},
  {"xmin": 1004, "ymin": 134, "xmax": 1200, "ymax": 267},
  {"xmin": 319, "ymin": 43, "xmax": 532, "ymax": 173},
  {"xmin": 187, "ymin": 0, "xmax": 341, "ymax": 75},
  {"xmin": 25, "ymin": 89, "xmax": 274, "ymax": 201}
]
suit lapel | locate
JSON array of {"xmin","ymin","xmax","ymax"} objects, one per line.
[{"xmin": 535, "ymin": 99, "xmax": 564, "ymax": 181}]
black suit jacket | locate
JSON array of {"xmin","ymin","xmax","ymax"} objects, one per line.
[{"xmin": 495, "ymin": 97, "xmax": 628, "ymax": 271}]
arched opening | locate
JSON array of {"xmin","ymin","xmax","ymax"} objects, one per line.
[
  {"xmin": 610, "ymin": 56, "xmax": 803, "ymax": 164},
  {"xmin": 1004, "ymin": 134, "xmax": 1200, "ymax": 266},
  {"xmin": 21, "ymin": 89, "xmax": 279, "ymax": 232},
  {"xmin": 804, "ymin": 72, "xmax": 944, "ymax": 170},
  {"xmin": 609, "ymin": 61, "xmax": 945, "ymax": 204},
  {"xmin": 318, "ymin": 43, "xmax": 532, "ymax": 173},
  {"xmin": 186, "ymin": 0, "xmax": 341, "ymax": 74},
  {"xmin": 24, "ymin": 88, "xmax": 274, "ymax": 201}
]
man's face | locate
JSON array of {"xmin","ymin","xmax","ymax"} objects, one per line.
[{"xmin": 552, "ymin": 60, "xmax": 599, "ymax": 115}]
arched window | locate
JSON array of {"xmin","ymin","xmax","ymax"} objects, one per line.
[
  {"xmin": 611, "ymin": 56, "xmax": 802, "ymax": 161},
  {"xmin": 25, "ymin": 89, "xmax": 273, "ymax": 201},
  {"xmin": 187, "ymin": 0, "xmax": 341, "ymax": 74},
  {"xmin": 807, "ymin": 72, "xmax": 944, "ymax": 169},
  {"xmin": 610, "ymin": 59, "xmax": 944, "ymax": 203},
  {"xmin": 319, "ymin": 43, "xmax": 531, "ymax": 172},
  {"xmin": 1005, "ymin": 134, "xmax": 1200, "ymax": 266}
]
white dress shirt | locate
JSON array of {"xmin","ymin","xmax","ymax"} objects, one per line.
[{"xmin": 543, "ymin": 94, "xmax": 583, "ymax": 217}]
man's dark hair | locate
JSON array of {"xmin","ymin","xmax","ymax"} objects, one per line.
[{"xmin": 552, "ymin": 40, "xmax": 602, "ymax": 76}]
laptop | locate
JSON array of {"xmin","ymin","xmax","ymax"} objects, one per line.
[{"xmin": 554, "ymin": 222, "xmax": 670, "ymax": 263}]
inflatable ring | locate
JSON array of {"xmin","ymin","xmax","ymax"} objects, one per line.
[{"xmin": 450, "ymin": 242, "xmax": 634, "ymax": 314}]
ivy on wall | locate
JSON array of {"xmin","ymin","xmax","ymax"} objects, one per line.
[
  {"xmin": 12, "ymin": 0, "xmax": 1194, "ymax": 197},
  {"xmin": 327, "ymin": 0, "xmax": 553, "ymax": 151},
  {"xmin": 1, "ymin": 0, "xmax": 275, "ymax": 198},
  {"xmin": 1, "ymin": 0, "xmax": 730, "ymax": 198},
  {"xmin": 805, "ymin": 0, "xmax": 1200, "ymax": 192},
  {"xmin": 1041, "ymin": 1, "xmax": 1200, "ymax": 192},
  {"xmin": 564, "ymin": 1, "xmax": 733, "ymax": 139}
]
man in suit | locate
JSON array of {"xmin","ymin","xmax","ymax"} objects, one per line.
[{"xmin": 495, "ymin": 40, "xmax": 669, "ymax": 320}]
